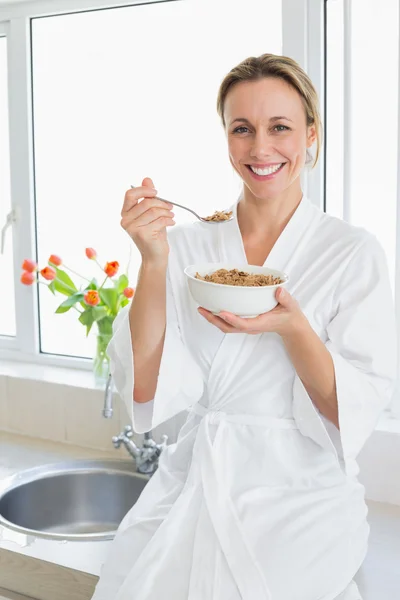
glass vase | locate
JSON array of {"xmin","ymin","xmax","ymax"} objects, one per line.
[{"xmin": 93, "ymin": 332, "xmax": 112, "ymax": 385}]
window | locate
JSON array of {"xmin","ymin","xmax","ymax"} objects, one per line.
[
  {"xmin": 0, "ymin": 33, "xmax": 16, "ymax": 338},
  {"xmin": 325, "ymin": 0, "xmax": 399, "ymax": 293},
  {"xmin": 325, "ymin": 0, "xmax": 400, "ymax": 414},
  {"xmin": 31, "ymin": 0, "xmax": 282, "ymax": 360}
]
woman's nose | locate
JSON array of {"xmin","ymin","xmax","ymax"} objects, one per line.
[{"xmin": 249, "ymin": 132, "xmax": 276, "ymax": 158}]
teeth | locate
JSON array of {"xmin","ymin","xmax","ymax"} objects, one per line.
[{"xmin": 250, "ymin": 163, "xmax": 283, "ymax": 176}]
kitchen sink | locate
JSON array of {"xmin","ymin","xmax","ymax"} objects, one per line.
[{"xmin": 0, "ymin": 459, "xmax": 149, "ymax": 541}]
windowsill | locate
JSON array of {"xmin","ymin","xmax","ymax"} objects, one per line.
[{"xmin": 0, "ymin": 358, "xmax": 105, "ymax": 391}]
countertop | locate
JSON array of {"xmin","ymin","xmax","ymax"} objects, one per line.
[{"xmin": 0, "ymin": 431, "xmax": 128, "ymax": 576}]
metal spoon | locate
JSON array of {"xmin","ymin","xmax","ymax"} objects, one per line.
[{"xmin": 130, "ymin": 185, "xmax": 233, "ymax": 224}]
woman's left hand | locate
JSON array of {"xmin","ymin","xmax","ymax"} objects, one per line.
[{"xmin": 198, "ymin": 287, "xmax": 307, "ymax": 338}]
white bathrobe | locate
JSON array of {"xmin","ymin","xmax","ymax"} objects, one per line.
[{"xmin": 91, "ymin": 194, "xmax": 397, "ymax": 600}]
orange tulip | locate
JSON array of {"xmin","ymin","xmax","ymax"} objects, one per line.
[
  {"xmin": 104, "ymin": 261, "xmax": 119, "ymax": 278},
  {"xmin": 49, "ymin": 254, "xmax": 62, "ymax": 267},
  {"xmin": 86, "ymin": 248, "xmax": 97, "ymax": 259},
  {"xmin": 84, "ymin": 290, "xmax": 100, "ymax": 306},
  {"xmin": 21, "ymin": 271, "xmax": 36, "ymax": 285},
  {"xmin": 22, "ymin": 259, "xmax": 37, "ymax": 273},
  {"xmin": 123, "ymin": 287, "xmax": 134, "ymax": 299},
  {"xmin": 41, "ymin": 266, "xmax": 57, "ymax": 281}
]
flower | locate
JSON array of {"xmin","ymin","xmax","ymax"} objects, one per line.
[
  {"xmin": 19, "ymin": 249, "xmax": 133, "ymax": 383},
  {"xmin": 104, "ymin": 261, "xmax": 119, "ymax": 278},
  {"xmin": 41, "ymin": 266, "xmax": 57, "ymax": 281},
  {"xmin": 21, "ymin": 271, "xmax": 36, "ymax": 285},
  {"xmin": 84, "ymin": 290, "xmax": 100, "ymax": 306},
  {"xmin": 86, "ymin": 248, "xmax": 97, "ymax": 259},
  {"xmin": 123, "ymin": 287, "xmax": 134, "ymax": 298},
  {"xmin": 49, "ymin": 254, "xmax": 62, "ymax": 267},
  {"xmin": 22, "ymin": 259, "xmax": 37, "ymax": 273}
]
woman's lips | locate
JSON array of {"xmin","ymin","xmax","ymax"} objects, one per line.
[{"xmin": 245, "ymin": 163, "xmax": 286, "ymax": 181}]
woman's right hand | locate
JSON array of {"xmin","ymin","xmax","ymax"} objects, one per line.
[{"xmin": 121, "ymin": 177, "xmax": 175, "ymax": 263}]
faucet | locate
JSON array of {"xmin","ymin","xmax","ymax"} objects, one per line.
[
  {"xmin": 103, "ymin": 372, "xmax": 114, "ymax": 418},
  {"xmin": 112, "ymin": 426, "xmax": 168, "ymax": 476},
  {"xmin": 103, "ymin": 373, "xmax": 168, "ymax": 475}
]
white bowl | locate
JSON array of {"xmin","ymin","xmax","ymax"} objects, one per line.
[{"xmin": 184, "ymin": 263, "xmax": 289, "ymax": 317}]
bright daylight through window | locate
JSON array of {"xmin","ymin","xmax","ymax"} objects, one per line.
[{"xmin": 326, "ymin": 0, "xmax": 399, "ymax": 293}]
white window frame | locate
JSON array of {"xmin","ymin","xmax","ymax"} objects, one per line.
[{"xmin": 282, "ymin": 0, "xmax": 326, "ymax": 212}]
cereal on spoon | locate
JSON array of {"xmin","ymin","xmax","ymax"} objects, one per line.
[{"xmin": 203, "ymin": 210, "xmax": 233, "ymax": 222}]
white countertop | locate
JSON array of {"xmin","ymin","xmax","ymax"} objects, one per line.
[{"xmin": 0, "ymin": 431, "xmax": 129, "ymax": 576}]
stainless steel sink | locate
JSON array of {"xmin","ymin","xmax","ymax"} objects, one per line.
[{"xmin": 0, "ymin": 459, "xmax": 149, "ymax": 541}]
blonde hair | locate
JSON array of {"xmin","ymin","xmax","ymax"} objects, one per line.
[{"xmin": 216, "ymin": 53, "xmax": 322, "ymax": 169}]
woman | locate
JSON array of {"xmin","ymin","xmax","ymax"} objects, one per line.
[{"xmin": 92, "ymin": 54, "xmax": 397, "ymax": 600}]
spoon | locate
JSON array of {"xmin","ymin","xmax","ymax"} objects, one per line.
[{"xmin": 130, "ymin": 185, "xmax": 233, "ymax": 224}]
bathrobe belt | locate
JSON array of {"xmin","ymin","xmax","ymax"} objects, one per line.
[{"xmin": 190, "ymin": 403, "xmax": 299, "ymax": 600}]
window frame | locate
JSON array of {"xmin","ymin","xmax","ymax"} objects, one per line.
[
  {"xmin": 0, "ymin": 16, "xmax": 40, "ymax": 359},
  {"xmin": 0, "ymin": 0, "xmax": 174, "ymax": 372},
  {"xmin": 282, "ymin": 0, "xmax": 326, "ymax": 212}
]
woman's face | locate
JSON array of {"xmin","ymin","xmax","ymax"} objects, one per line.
[{"xmin": 223, "ymin": 77, "xmax": 316, "ymax": 199}]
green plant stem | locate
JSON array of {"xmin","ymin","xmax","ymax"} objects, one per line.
[
  {"xmin": 94, "ymin": 258, "xmax": 105, "ymax": 272},
  {"xmin": 98, "ymin": 275, "xmax": 109, "ymax": 290},
  {"xmin": 62, "ymin": 264, "xmax": 92, "ymax": 283},
  {"xmin": 53, "ymin": 276, "xmax": 76, "ymax": 294},
  {"xmin": 38, "ymin": 279, "xmax": 82, "ymax": 312},
  {"xmin": 39, "ymin": 278, "xmax": 74, "ymax": 293}
]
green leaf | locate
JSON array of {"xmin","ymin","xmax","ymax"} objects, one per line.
[
  {"xmin": 121, "ymin": 297, "xmax": 129, "ymax": 308},
  {"xmin": 97, "ymin": 315, "xmax": 114, "ymax": 337},
  {"xmin": 55, "ymin": 268, "xmax": 77, "ymax": 291},
  {"xmin": 86, "ymin": 278, "xmax": 98, "ymax": 291},
  {"xmin": 46, "ymin": 268, "xmax": 77, "ymax": 297},
  {"xmin": 55, "ymin": 292, "xmax": 85, "ymax": 314},
  {"xmin": 91, "ymin": 306, "xmax": 109, "ymax": 322},
  {"xmin": 99, "ymin": 287, "xmax": 119, "ymax": 314},
  {"xmin": 79, "ymin": 307, "xmax": 95, "ymax": 336},
  {"xmin": 116, "ymin": 274, "xmax": 129, "ymax": 294},
  {"xmin": 49, "ymin": 278, "xmax": 74, "ymax": 297}
]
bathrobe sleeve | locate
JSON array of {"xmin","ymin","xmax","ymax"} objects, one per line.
[
  {"xmin": 294, "ymin": 234, "xmax": 398, "ymax": 471},
  {"xmin": 107, "ymin": 266, "xmax": 204, "ymax": 435}
]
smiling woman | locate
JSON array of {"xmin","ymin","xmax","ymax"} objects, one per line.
[
  {"xmin": 219, "ymin": 61, "xmax": 321, "ymax": 195},
  {"xmin": 91, "ymin": 51, "xmax": 396, "ymax": 600}
]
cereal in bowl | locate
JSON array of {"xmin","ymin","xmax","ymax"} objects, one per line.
[{"xmin": 195, "ymin": 268, "xmax": 284, "ymax": 287}]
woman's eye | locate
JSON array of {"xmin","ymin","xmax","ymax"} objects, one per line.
[
  {"xmin": 274, "ymin": 125, "xmax": 290, "ymax": 132},
  {"xmin": 232, "ymin": 125, "xmax": 290, "ymax": 134}
]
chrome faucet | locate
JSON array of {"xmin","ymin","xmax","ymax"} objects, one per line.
[
  {"xmin": 112, "ymin": 426, "xmax": 168, "ymax": 476},
  {"xmin": 103, "ymin": 373, "xmax": 168, "ymax": 475},
  {"xmin": 102, "ymin": 372, "xmax": 114, "ymax": 418}
]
